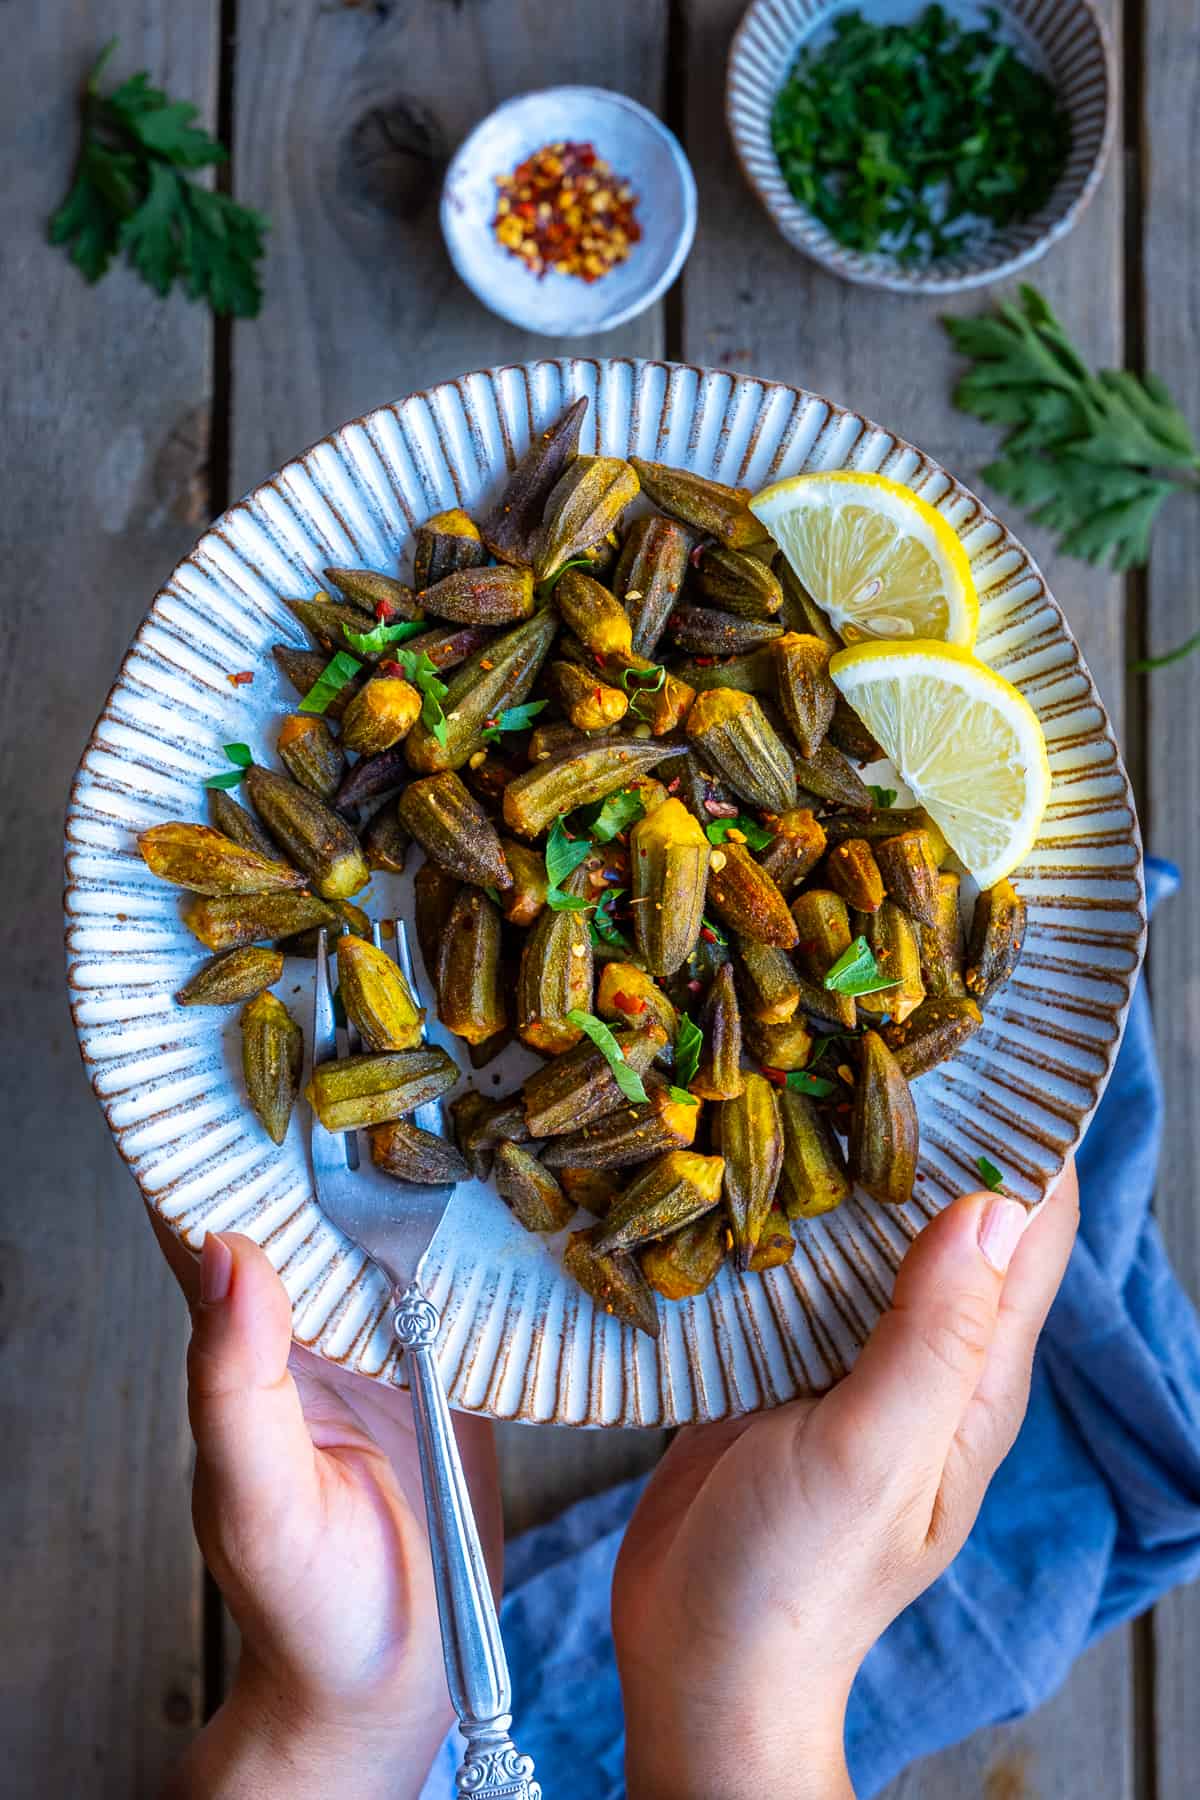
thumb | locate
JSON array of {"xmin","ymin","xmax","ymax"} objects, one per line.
[
  {"xmin": 187, "ymin": 1232, "xmax": 318, "ymax": 1542},
  {"xmin": 813, "ymin": 1191, "xmax": 1030, "ymax": 1499}
]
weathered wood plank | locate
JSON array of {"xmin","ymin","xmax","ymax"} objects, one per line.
[
  {"xmin": 0, "ymin": 13, "xmax": 217, "ymax": 1796},
  {"xmin": 228, "ymin": 0, "xmax": 672, "ymax": 1555},
  {"xmin": 680, "ymin": 2, "xmax": 1134, "ymax": 1792},
  {"xmin": 229, "ymin": 0, "xmax": 669, "ymax": 498},
  {"xmin": 1142, "ymin": 1, "xmax": 1200, "ymax": 1793}
]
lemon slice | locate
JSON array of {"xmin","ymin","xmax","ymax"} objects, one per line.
[
  {"xmin": 829, "ymin": 641, "xmax": 1051, "ymax": 889},
  {"xmin": 749, "ymin": 471, "xmax": 978, "ymax": 647}
]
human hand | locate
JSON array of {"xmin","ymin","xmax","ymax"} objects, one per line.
[
  {"xmin": 151, "ymin": 1220, "xmax": 501, "ymax": 1800},
  {"xmin": 613, "ymin": 1166, "xmax": 1080, "ymax": 1800}
]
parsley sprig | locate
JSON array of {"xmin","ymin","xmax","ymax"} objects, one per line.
[
  {"xmin": 50, "ymin": 40, "xmax": 268, "ymax": 316},
  {"xmin": 946, "ymin": 286, "xmax": 1200, "ymax": 589}
]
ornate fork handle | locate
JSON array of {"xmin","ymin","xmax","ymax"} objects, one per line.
[{"xmin": 392, "ymin": 1285, "xmax": 542, "ymax": 1799}]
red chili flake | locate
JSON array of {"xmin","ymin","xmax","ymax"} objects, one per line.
[
  {"xmin": 381, "ymin": 659, "xmax": 404, "ymax": 678},
  {"xmin": 704, "ymin": 798, "xmax": 739, "ymax": 817},
  {"xmin": 492, "ymin": 140, "xmax": 641, "ymax": 283},
  {"xmin": 693, "ymin": 656, "xmax": 716, "ymax": 668},
  {"xmin": 374, "ymin": 599, "xmax": 397, "ymax": 621},
  {"xmin": 666, "ymin": 776, "xmax": 681, "ymax": 793},
  {"xmin": 593, "ymin": 686, "xmax": 603, "ymax": 705},
  {"xmin": 700, "ymin": 926, "xmax": 718, "ymax": 945},
  {"xmin": 761, "ymin": 1066, "xmax": 787, "ymax": 1087},
  {"xmin": 228, "ymin": 670, "xmax": 254, "ymax": 686},
  {"xmin": 480, "ymin": 658, "xmax": 495, "ymax": 670},
  {"xmin": 612, "ymin": 991, "xmax": 647, "ymax": 1017},
  {"xmin": 593, "ymin": 652, "xmax": 606, "ymax": 669},
  {"xmin": 687, "ymin": 978, "xmax": 703, "ymax": 995}
]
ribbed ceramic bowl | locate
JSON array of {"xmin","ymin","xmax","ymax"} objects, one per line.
[
  {"xmin": 65, "ymin": 358, "xmax": 1144, "ymax": 1426},
  {"xmin": 727, "ymin": 0, "xmax": 1116, "ymax": 294}
]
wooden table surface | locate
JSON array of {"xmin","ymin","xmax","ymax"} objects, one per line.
[{"xmin": 4, "ymin": 3, "xmax": 1196, "ymax": 1794}]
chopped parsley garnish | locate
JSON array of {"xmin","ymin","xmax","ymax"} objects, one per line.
[
  {"xmin": 823, "ymin": 935, "xmax": 901, "ymax": 998},
  {"xmin": 566, "ymin": 1011, "xmax": 650, "ymax": 1105},
  {"xmin": 673, "ymin": 1012, "xmax": 704, "ymax": 1089},
  {"xmin": 705, "ymin": 815, "xmax": 773, "ymax": 850},
  {"xmin": 341, "ymin": 618, "xmax": 426, "ymax": 657},
  {"xmin": 204, "ymin": 742, "xmax": 252, "ymax": 789},
  {"xmin": 868, "ymin": 785, "xmax": 898, "ymax": 809},
  {"xmin": 976, "ymin": 1155, "xmax": 1006, "ymax": 1192},
  {"xmin": 480, "ymin": 699, "xmax": 548, "ymax": 745},
  {"xmin": 299, "ymin": 651, "xmax": 362, "ymax": 715}
]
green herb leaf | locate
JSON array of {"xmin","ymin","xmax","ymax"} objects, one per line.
[
  {"xmin": 480, "ymin": 698, "xmax": 549, "ymax": 745},
  {"xmin": 341, "ymin": 618, "xmax": 426, "ymax": 657},
  {"xmin": 976, "ymin": 1154, "xmax": 1006, "ymax": 1192},
  {"xmin": 546, "ymin": 890, "xmax": 593, "ymax": 912},
  {"xmin": 299, "ymin": 651, "xmax": 363, "ymax": 715},
  {"xmin": 946, "ymin": 285, "xmax": 1200, "ymax": 585},
  {"xmin": 565, "ymin": 1011, "xmax": 650, "ymax": 1105},
  {"xmin": 619, "ymin": 663, "xmax": 667, "ymax": 694},
  {"xmin": 673, "ymin": 1013, "xmax": 704, "ymax": 1089},
  {"xmin": 868, "ymin": 785, "xmax": 898, "ymax": 809},
  {"xmin": 823, "ymin": 935, "xmax": 901, "ymax": 998},
  {"xmin": 545, "ymin": 816, "xmax": 592, "ymax": 890},
  {"xmin": 204, "ymin": 742, "xmax": 254, "ymax": 788},
  {"xmin": 382, "ymin": 646, "xmax": 450, "ymax": 746},
  {"xmin": 583, "ymin": 789, "xmax": 646, "ymax": 844},
  {"xmin": 668, "ymin": 1086, "xmax": 700, "ymax": 1107},
  {"xmin": 785, "ymin": 1069, "xmax": 837, "ymax": 1098},
  {"xmin": 50, "ymin": 38, "xmax": 268, "ymax": 315},
  {"xmin": 589, "ymin": 888, "xmax": 631, "ymax": 951},
  {"xmin": 1130, "ymin": 629, "xmax": 1200, "ymax": 673},
  {"xmin": 539, "ymin": 557, "xmax": 594, "ymax": 593},
  {"xmin": 705, "ymin": 815, "xmax": 774, "ymax": 850},
  {"xmin": 484, "ymin": 886, "xmax": 503, "ymax": 907}
]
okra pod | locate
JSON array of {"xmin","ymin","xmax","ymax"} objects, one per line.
[
  {"xmin": 503, "ymin": 736, "xmax": 684, "ymax": 839},
  {"xmin": 686, "ymin": 689, "xmax": 797, "ymax": 813},
  {"xmin": 277, "ymin": 713, "xmax": 345, "ymax": 802},
  {"xmin": 825, "ymin": 838, "xmax": 886, "ymax": 914},
  {"xmin": 676, "ymin": 646, "xmax": 777, "ymax": 695},
  {"xmin": 534, "ymin": 455, "xmax": 640, "ymax": 583},
  {"xmin": 305, "ymin": 1045, "xmax": 459, "ymax": 1132},
  {"xmin": 554, "ymin": 567, "xmax": 634, "ymax": 659},
  {"xmin": 361, "ymin": 802, "xmax": 410, "ymax": 874},
  {"xmin": 756, "ymin": 808, "xmax": 827, "ymax": 893},
  {"xmin": 333, "ymin": 745, "xmax": 409, "ymax": 816},
  {"xmin": 743, "ymin": 1014, "xmax": 813, "ymax": 1072},
  {"xmin": 494, "ymin": 1142, "xmax": 575, "ymax": 1234},
  {"xmin": 516, "ymin": 863, "xmax": 593, "ymax": 1053},
  {"xmin": 413, "ymin": 861, "xmax": 462, "ymax": 986},
  {"xmin": 594, "ymin": 1150, "xmax": 725, "ymax": 1253},
  {"xmin": 276, "ymin": 898, "xmax": 370, "ymax": 959},
  {"xmin": 273, "ymin": 643, "xmax": 364, "ymax": 719},
  {"xmin": 875, "ymin": 831, "xmax": 941, "ymax": 929},
  {"xmin": 639, "ymin": 1211, "xmax": 728, "ymax": 1300},
  {"xmin": 667, "ymin": 604, "xmax": 784, "ymax": 658},
  {"xmin": 207, "ymin": 787, "xmax": 281, "ymax": 862},
  {"xmin": 437, "ymin": 887, "xmax": 507, "ymax": 1045},
  {"xmin": 563, "ymin": 1226, "xmax": 661, "ymax": 1337},
  {"xmin": 847, "ymin": 1031, "xmax": 918, "ymax": 1205},
  {"xmin": 548, "ymin": 658, "xmax": 629, "ymax": 732},
  {"xmin": 139, "ymin": 822, "xmax": 306, "ymax": 897},
  {"xmin": 706, "ymin": 841, "xmax": 798, "ymax": 946},
  {"xmin": 715, "ymin": 1071, "xmax": 784, "ymax": 1269},
  {"xmin": 324, "ymin": 566, "xmax": 422, "ymax": 621},
  {"xmin": 789, "ymin": 737, "xmax": 874, "ymax": 811},
  {"xmin": 858, "ymin": 899, "xmax": 925, "ymax": 1024},
  {"xmin": 405, "ymin": 610, "xmax": 559, "ymax": 775},
  {"xmin": 694, "ymin": 544, "xmax": 784, "ymax": 618},
  {"xmin": 596, "ymin": 962, "xmax": 678, "ymax": 1048},
  {"xmin": 736, "ymin": 938, "xmax": 802, "ymax": 1024},
  {"xmin": 481, "ymin": 396, "xmax": 588, "ymax": 566},
  {"xmin": 630, "ymin": 798, "xmax": 711, "ymax": 978},
  {"xmin": 629, "ymin": 459, "xmax": 771, "ymax": 550},
  {"xmin": 612, "ymin": 514, "xmax": 693, "ymax": 656},
  {"xmin": 418, "ymin": 563, "xmax": 534, "ymax": 627},
  {"xmin": 241, "ymin": 991, "xmax": 303, "ymax": 1145},
  {"xmin": 919, "ymin": 873, "xmax": 967, "ymax": 998},
  {"xmin": 692, "ymin": 960, "xmax": 744, "ymax": 1100},
  {"xmin": 790, "ymin": 889, "xmax": 856, "ymax": 1029},
  {"xmin": 777, "ymin": 1088, "xmax": 850, "ymax": 1220},
  {"xmin": 176, "ymin": 945, "xmax": 284, "ymax": 1007},
  {"xmin": 184, "ymin": 892, "xmax": 338, "ymax": 953},
  {"xmin": 336, "ymin": 935, "xmax": 424, "ymax": 1050},
  {"xmin": 397, "ymin": 771, "xmax": 513, "ymax": 891},
  {"xmin": 824, "ymin": 807, "xmax": 950, "ymax": 865},
  {"xmin": 522, "ymin": 1023, "xmax": 666, "ymax": 1137},
  {"xmin": 774, "ymin": 632, "xmax": 838, "ymax": 758},
  {"xmin": 540, "ymin": 1073, "xmax": 699, "ymax": 1168},
  {"xmin": 499, "ymin": 838, "xmax": 549, "ymax": 926},
  {"xmin": 965, "ymin": 879, "xmax": 1027, "ymax": 1002},
  {"xmin": 883, "ymin": 996, "xmax": 984, "ymax": 1079},
  {"xmin": 244, "ymin": 765, "xmax": 369, "ymax": 900},
  {"xmin": 340, "ymin": 676, "xmax": 423, "ymax": 755},
  {"xmin": 559, "ymin": 1165, "xmax": 623, "ymax": 1218},
  {"xmin": 369, "ymin": 1119, "xmax": 470, "ymax": 1185},
  {"xmin": 412, "ymin": 508, "xmax": 486, "ymax": 591},
  {"xmin": 747, "ymin": 1202, "xmax": 795, "ymax": 1273}
]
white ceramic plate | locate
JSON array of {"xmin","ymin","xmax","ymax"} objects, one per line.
[{"xmin": 65, "ymin": 359, "xmax": 1144, "ymax": 1426}]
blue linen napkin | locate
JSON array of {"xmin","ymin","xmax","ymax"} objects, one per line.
[{"xmin": 423, "ymin": 857, "xmax": 1200, "ymax": 1799}]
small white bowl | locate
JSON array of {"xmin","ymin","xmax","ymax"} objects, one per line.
[
  {"xmin": 440, "ymin": 87, "xmax": 697, "ymax": 336},
  {"xmin": 727, "ymin": 0, "xmax": 1116, "ymax": 295}
]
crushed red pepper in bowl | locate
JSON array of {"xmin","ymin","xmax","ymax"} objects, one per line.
[{"xmin": 493, "ymin": 140, "xmax": 641, "ymax": 282}]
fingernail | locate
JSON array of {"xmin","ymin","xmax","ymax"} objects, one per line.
[
  {"xmin": 978, "ymin": 1197, "xmax": 1029, "ymax": 1274},
  {"xmin": 200, "ymin": 1232, "xmax": 234, "ymax": 1305}
]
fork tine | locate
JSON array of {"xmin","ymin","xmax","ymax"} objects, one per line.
[
  {"xmin": 312, "ymin": 928, "xmax": 338, "ymax": 1066},
  {"xmin": 395, "ymin": 917, "xmax": 451, "ymax": 1141}
]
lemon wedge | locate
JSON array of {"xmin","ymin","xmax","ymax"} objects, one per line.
[
  {"xmin": 749, "ymin": 471, "xmax": 978, "ymax": 647},
  {"xmin": 829, "ymin": 641, "xmax": 1051, "ymax": 889}
]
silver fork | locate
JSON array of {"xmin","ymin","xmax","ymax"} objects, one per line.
[{"xmin": 310, "ymin": 923, "xmax": 540, "ymax": 1799}]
